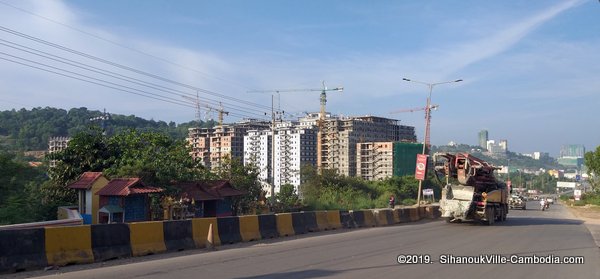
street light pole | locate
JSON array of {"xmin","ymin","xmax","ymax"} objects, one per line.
[{"xmin": 403, "ymin": 78, "xmax": 462, "ymax": 206}]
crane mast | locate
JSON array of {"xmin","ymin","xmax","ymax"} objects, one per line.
[{"xmin": 248, "ymin": 81, "xmax": 343, "ymax": 172}]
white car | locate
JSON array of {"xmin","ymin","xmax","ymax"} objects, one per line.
[{"xmin": 546, "ymin": 198, "xmax": 554, "ymax": 204}]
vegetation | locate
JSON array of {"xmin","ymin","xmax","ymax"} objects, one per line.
[
  {"xmin": 0, "ymin": 107, "xmax": 214, "ymax": 152},
  {"xmin": 215, "ymin": 156, "xmax": 264, "ymax": 215},
  {"xmin": 273, "ymin": 184, "xmax": 300, "ymax": 212},
  {"xmin": 299, "ymin": 165, "xmax": 440, "ymax": 210},
  {"xmin": 0, "ymin": 149, "xmax": 49, "ymax": 224},
  {"xmin": 584, "ymin": 146, "xmax": 600, "ymax": 192}
]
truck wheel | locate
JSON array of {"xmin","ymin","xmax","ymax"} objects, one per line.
[
  {"xmin": 485, "ymin": 207, "xmax": 495, "ymax": 226},
  {"xmin": 495, "ymin": 207, "xmax": 503, "ymax": 222}
]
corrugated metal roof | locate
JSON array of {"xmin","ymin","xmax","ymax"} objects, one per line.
[
  {"xmin": 68, "ymin": 172, "xmax": 104, "ymax": 190},
  {"xmin": 96, "ymin": 178, "xmax": 163, "ymax": 196},
  {"xmin": 172, "ymin": 180, "xmax": 246, "ymax": 201}
]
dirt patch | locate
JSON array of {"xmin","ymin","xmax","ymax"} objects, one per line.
[{"xmin": 566, "ymin": 204, "xmax": 600, "ymax": 224}]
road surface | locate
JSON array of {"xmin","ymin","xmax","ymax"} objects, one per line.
[{"xmin": 13, "ymin": 202, "xmax": 600, "ymax": 279}]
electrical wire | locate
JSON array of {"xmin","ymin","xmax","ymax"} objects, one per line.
[
  {"xmin": 0, "ymin": 0, "xmax": 255, "ymax": 91},
  {"xmin": 0, "ymin": 25, "xmax": 272, "ymax": 111}
]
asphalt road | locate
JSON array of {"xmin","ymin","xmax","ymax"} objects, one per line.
[{"xmin": 15, "ymin": 202, "xmax": 600, "ymax": 279}]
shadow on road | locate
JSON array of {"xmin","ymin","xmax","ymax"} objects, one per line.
[
  {"xmin": 497, "ymin": 217, "xmax": 583, "ymax": 226},
  {"xmin": 234, "ymin": 264, "xmax": 398, "ymax": 279},
  {"xmin": 234, "ymin": 269, "xmax": 339, "ymax": 279}
]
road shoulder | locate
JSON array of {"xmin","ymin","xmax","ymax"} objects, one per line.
[{"xmin": 565, "ymin": 203, "xmax": 600, "ymax": 248}]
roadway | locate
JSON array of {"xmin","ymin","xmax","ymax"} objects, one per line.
[{"xmin": 15, "ymin": 202, "xmax": 600, "ymax": 279}]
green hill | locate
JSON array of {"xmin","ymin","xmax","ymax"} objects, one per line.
[{"xmin": 0, "ymin": 107, "xmax": 214, "ymax": 152}]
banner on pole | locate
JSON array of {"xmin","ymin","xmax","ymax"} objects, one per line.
[{"xmin": 415, "ymin": 154, "xmax": 428, "ymax": 181}]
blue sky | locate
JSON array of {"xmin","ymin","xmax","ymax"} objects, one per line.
[{"xmin": 0, "ymin": 0, "xmax": 598, "ymax": 157}]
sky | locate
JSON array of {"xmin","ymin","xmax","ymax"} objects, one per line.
[{"xmin": 0, "ymin": 0, "xmax": 598, "ymax": 157}]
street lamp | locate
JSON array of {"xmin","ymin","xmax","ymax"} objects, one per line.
[{"xmin": 403, "ymin": 77, "xmax": 462, "ymax": 206}]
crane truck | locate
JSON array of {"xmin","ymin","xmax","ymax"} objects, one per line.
[{"xmin": 433, "ymin": 152, "xmax": 509, "ymax": 225}]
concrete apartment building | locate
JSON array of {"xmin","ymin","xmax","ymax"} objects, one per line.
[
  {"xmin": 48, "ymin": 136, "xmax": 70, "ymax": 167},
  {"xmin": 243, "ymin": 129, "xmax": 272, "ymax": 184},
  {"xmin": 187, "ymin": 127, "xmax": 214, "ymax": 167},
  {"xmin": 321, "ymin": 115, "xmax": 416, "ymax": 177},
  {"xmin": 356, "ymin": 141, "xmax": 394, "ymax": 181},
  {"xmin": 187, "ymin": 120, "xmax": 269, "ymax": 170},
  {"xmin": 274, "ymin": 124, "xmax": 317, "ymax": 192},
  {"xmin": 356, "ymin": 141, "xmax": 423, "ymax": 181},
  {"xmin": 243, "ymin": 121, "xmax": 317, "ymax": 196}
]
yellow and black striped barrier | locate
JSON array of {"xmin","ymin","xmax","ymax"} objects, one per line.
[{"xmin": 0, "ymin": 206, "xmax": 440, "ymax": 274}]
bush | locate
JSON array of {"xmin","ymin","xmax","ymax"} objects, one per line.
[
  {"xmin": 582, "ymin": 193, "xmax": 600, "ymax": 206},
  {"xmin": 401, "ymin": 198, "xmax": 416, "ymax": 206}
]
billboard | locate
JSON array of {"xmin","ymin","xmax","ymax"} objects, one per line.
[{"xmin": 556, "ymin": 181, "xmax": 577, "ymax": 188}]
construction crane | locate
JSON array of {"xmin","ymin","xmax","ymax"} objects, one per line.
[
  {"xmin": 181, "ymin": 92, "xmax": 202, "ymax": 127},
  {"xmin": 248, "ymin": 81, "xmax": 343, "ymax": 171},
  {"xmin": 389, "ymin": 104, "xmax": 438, "ymax": 147}
]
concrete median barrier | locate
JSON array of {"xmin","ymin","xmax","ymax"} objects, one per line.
[
  {"xmin": 349, "ymin": 210, "xmax": 376, "ymax": 227},
  {"xmin": 291, "ymin": 212, "xmax": 308, "ymax": 234},
  {"xmin": 238, "ymin": 215, "xmax": 261, "ymax": 242},
  {"xmin": 91, "ymin": 223, "xmax": 132, "ymax": 261},
  {"xmin": 163, "ymin": 220, "xmax": 195, "ymax": 251},
  {"xmin": 396, "ymin": 208, "xmax": 411, "ymax": 223},
  {"xmin": 326, "ymin": 211, "xmax": 342, "ymax": 230},
  {"xmin": 315, "ymin": 211, "xmax": 330, "ymax": 231},
  {"xmin": 258, "ymin": 214, "xmax": 279, "ymax": 239},
  {"xmin": 304, "ymin": 211, "xmax": 320, "ymax": 232},
  {"xmin": 363, "ymin": 210, "xmax": 376, "ymax": 227},
  {"xmin": 129, "ymin": 221, "xmax": 167, "ymax": 257},
  {"xmin": 425, "ymin": 206, "xmax": 438, "ymax": 219},
  {"xmin": 408, "ymin": 207, "xmax": 419, "ymax": 222},
  {"xmin": 275, "ymin": 213, "xmax": 295, "ymax": 237},
  {"xmin": 191, "ymin": 218, "xmax": 221, "ymax": 248},
  {"xmin": 392, "ymin": 209, "xmax": 401, "ymax": 223},
  {"xmin": 418, "ymin": 206, "xmax": 426, "ymax": 220},
  {"xmin": 217, "ymin": 216, "xmax": 242, "ymax": 244},
  {"xmin": 340, "ymin": 210, "xmax": 355, "ymax": 228},
  {"xmin": 374, "ymin": 209, "xmax": 394, "ymax": 226},
  {"xmin": 0, "ymin": 228, "xmax": 47, "ymax": 273},
  {"xmin": 45, "ymin": 225, "xmax": 94, "ymax": 266},
  {"xmin": 349, "ymin": 210, "xmax": 365, "ymax": 227}
]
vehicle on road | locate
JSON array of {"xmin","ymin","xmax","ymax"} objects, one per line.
[
  {"xmin": 509, "ymin": 195, "xmax": 527, "ymax": 210},
  {"xmin": 547, "ymin": 197, "xmax": 554, "ymax": 204},
  {"xmin": 435, "ymin": 152, "xmax": 509, "ymax": 225},
  {"xmin": 540, "ymin": 199, "xmax": 550, "ymax": 211}
]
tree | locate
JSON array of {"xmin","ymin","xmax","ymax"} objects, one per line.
[
  {"xmin": 45, "ymin": 128, "xmax": 212, "ymax": 219},
  {"xmin": 584, "ymin": 146, "xmax": 600, "ymax": 192},
  {"xmin": 0, "ymin": 151, "xmax": 47, "ymax": 224},
  {"xmin": 276, "ymin": 184, "xmax": 300, "ymax": 212},
  {"xmin": 216, "ymin": 156, "xmax": 264, "ymax": 215}
]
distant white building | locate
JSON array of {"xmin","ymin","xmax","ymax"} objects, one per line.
[
  {"xmin": 243, "ymin": 122, "xmax": 317, "ymax": 197},
  {"xmin": 486, "ymin": 139, "xmax": 507, "ymax": 156},
  {"xmin": 48, "ymin": 136, "xmax": 71, "ymax": 168},
  {"xmin": 243, "ymin": 130, "xmax": 272, "ymax": 186}
]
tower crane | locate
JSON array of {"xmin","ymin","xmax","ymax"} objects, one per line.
[
  {"xmin": 247, "ymin": 81, "xmax": 343, "ymax": 171},
  {"xmin": 214, "ymin": 102, "xmax": 229, "ymax": 127},
  {"xmin": 389, "ymin": 104, "xmax": 438, "ymax": 148}
]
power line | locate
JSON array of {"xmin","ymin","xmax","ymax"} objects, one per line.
[
  {"xmin": 0, "ymin": 25, "xmax": 272, "ymax": 111},
  {"xmin": 0, "ymin": 52, "xmax": 268, "ymax": 120},
  {"xmin": 0, "ymin": 26, "xmax": 277, "ymax": 121},
  {"xmin": 0, "ymin": 0, "xmax": 255, "ymax": 91},
  {"xmin": 0, "ymin": 39, "xmax": 269, "ymax": 115}
]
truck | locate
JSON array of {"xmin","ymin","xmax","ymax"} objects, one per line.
[
  {"xmin": 433, "ymin": 152, "xmax": 509, "ymax": 225},
  {"xmin": 509, "ymin": 195, "xmax": 527, "ymax": 210}
]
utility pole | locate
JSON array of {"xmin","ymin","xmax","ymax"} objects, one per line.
[
  {"xmin": 89, "ymin": 108, "xmax": 111, "ymax": 135},
  {"xmin": 271, "ymin": 95, "xmax": 276, "ymax": 199},
  {"xmin": 402, "ymin": 78, "xmax": 462, "ymax": 206}
]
